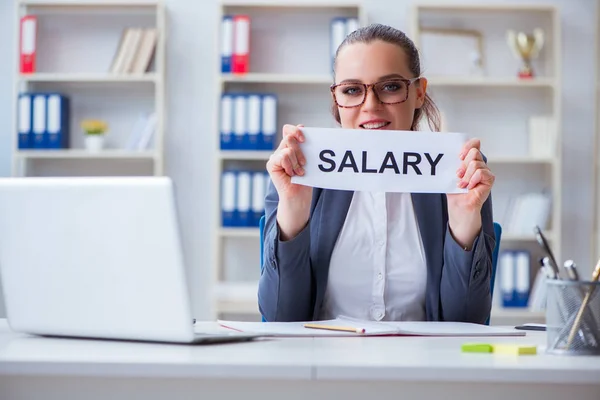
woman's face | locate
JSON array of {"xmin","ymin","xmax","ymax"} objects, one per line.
[{"xmin": 333, "ymin": 40, "xmax": 427, "ymax": 131}]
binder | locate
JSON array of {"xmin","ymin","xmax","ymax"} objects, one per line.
[
  {"xmin": 251, "ymin": 171, "xmax": 266, "ymax": 226},
  {"xmin": 31, "ymin": 94, "xmax": 47, "ymax": 149},
  {"xmin": 263, "ymin": 171, "xmax": 270, "ymax": 200},
  {"xmin": 17, "ymin": 93, "xmax": 32, "ymax": 149},
  {"xmin": 514, "ymin": 251, "xmax": 530, "ymax": 307},
  {"xmin": 20, "ymin": 15, "xmax": 37, "ymax": 74},
  {"xmin": 220, "ymin": 94, "xmax": 234, "ymax": 150},
  {"xmin": 221, "ymin": 16, "xmax": 233, "ymax": 73},
  {"xmin": 221, "ymin": 171, "xmax": 236, "ymax": 227},
  {"xmin": 236, "ymin": 171, "xmax": 252, "ymax": 226},
  {"xmin": 261, "ymin": 94, "xmax": 277, "ymax": 150},
  {"xmin": 330, "ymin": 18, "xmax": 346, "ymax": 71},
  {"xmin": 247, "ymin": 94, "xmax": 261, "ymax": 150},
  {"xmin": 232, "ymin": 15, "xmax": 250, "ymax": 74},
  {"xmin": 500, "ymin": 251, "xmax": 515, "ymax": 308},
  {"xmin": 233, "ymin": 95, "xmax": 247, "ymax": 150},
  {"xmin": 46, "ymin": 94, "xmax": 70, "ymax": 149},
  {"xmin": 345, "ymin": 17, "xmax": 359, "ymax": 37}
]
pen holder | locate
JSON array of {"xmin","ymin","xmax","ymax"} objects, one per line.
[{"xmin": 546, "ymin": 280, "xmax": 600, "ymax": 355}]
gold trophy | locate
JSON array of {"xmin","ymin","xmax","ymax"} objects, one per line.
[{"xmin": 506, "ymin": 28, "xmax": 544, "ymax": 79}]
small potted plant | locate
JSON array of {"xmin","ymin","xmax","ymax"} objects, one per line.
[{"xmin": 81, "ymin": 119, "xmax": 108, "ymax": 152}]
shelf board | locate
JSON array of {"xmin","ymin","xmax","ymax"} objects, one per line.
[
  {"xmin": 416, "ymin": 4, "xmax": 555, "ymax": 12},
  {"xmin": 222, "ymin": 73, "xmax": 333, "ymax": 84},
  {"xmin": 19, "ymin": 0, "xmax": 160, "ymax": 7},
  {"xmin": 16, "ymin": 150, "xmax": 156, "ymax": 160},
  {"xmin": 221, "ymin": 1, "xmax": 362, "ymax": 8},
  {"xmin": 215, "ymin": 281, "xmax": 260, "ymax": 315},
  {"xmin": 219, "ymin": 227, "xmax": 261, "ymax": 238},
  {"xmin": 426, "ymin": 76, "xmax": 556, "ymax": 88},
  {"xmin": 490, "ymin": 307, "xmax": 546, "ymax": 325},
  {"xmin": 486, "ymin": 156, "xmax": 554, "ymax": 164},
  {"xmin": 19, "ymin": 73, "xmax": 159, "ymax": 83},
  {"xmin": 502, "ymin": 231, "xmax": 553, "ymax": 242},
  {"xmin": 219, "ymin": 151, "xmax": 272, "ymax": 160}
]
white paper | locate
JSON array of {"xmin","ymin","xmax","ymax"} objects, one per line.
[
  {"xmin": 217, "ymin": 317, "xmax": 525, "ymax": 337},
  {"xmin": 291, "ymin": 127, "xmax": 468, "ymax": 193}
]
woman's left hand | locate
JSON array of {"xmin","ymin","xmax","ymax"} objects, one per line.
[
  {"xmin": 446, "ymin": 138, "xmax": 495, "ymax": 249},
  {"xmin": 448, "ymin": 138, "xmax": 495, "ymax": 212}
]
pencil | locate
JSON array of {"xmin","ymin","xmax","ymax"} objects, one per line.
[
  {"xmin": 566, "ymin": 258, "xmax": 600, "ymax": 349},
  {"xmin": 303, "ymin": 323, "xmax": 366, "ymax": 334}
]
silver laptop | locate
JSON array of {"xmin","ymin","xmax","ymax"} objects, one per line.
[{"xmin": 0, "ymin": 176, "xmax": 258, "ymax": 344}]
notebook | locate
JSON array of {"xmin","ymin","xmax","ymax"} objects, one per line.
[{"xmin": 218, "ymin": 317, "xmax": 526, "ymax": 337}]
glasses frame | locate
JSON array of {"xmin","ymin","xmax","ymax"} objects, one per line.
[{"xmin": 330, "ymin": 77, "xmax": 421, "ymax": 108}]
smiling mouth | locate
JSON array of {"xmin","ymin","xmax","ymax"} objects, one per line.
[{"xmin": 360, "ymin": 121, "xmax": 391, "ymax": 129}]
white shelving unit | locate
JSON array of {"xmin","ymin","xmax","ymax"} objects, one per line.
[
  {"xmin": 412, "ymin": 3, "xmax": 561, "ymax": 326},
  {"xmin": 212, "ymin": 1, "xmax": 367, "ymax": 320},
  {"xmin": 593, "ymin": 1, "xmax": 600, "ymax": 269},
  {"xmin": 12, "ymin": 0, "xmax": 166, "ymax": 177}
]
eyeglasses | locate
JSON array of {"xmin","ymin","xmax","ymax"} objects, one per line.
[{"xmin": 330, "ymin": 77, "xmax": 421, "ymax": 108}]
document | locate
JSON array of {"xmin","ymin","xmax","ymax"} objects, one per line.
[
  {"xmin": 290, "ymin": 127, "xmax": 469, "ymax": 194},
  {"xmin": 217, "ymin": 317, "xmax": 526, "ymax": 337}
]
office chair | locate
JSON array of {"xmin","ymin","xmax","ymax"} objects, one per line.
[{"xmin": 258, "ymin": 216, "xmax": 502, "ymax": 324}]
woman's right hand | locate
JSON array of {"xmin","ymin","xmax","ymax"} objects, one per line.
[{"xmin": 266, "ymin": 124, "xmax": 313, "ymax": 240}]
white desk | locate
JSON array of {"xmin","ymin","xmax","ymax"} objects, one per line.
[{"xmin": 0, "ymin": 319, "xmax": 599, "ymax": 400}]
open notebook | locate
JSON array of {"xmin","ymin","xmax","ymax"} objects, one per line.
[{"xmin": 217, "ymin": 317, "xmax": 526, "ymax": 337}]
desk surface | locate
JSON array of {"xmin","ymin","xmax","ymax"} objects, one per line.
[{"xmin": 1, "ymin": 320, "xmax": 599, "ymax": 384}]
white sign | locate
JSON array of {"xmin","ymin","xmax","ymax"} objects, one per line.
[{"xmin": 291, "ymin": 127, "xmax": 468, "ymax": 194}]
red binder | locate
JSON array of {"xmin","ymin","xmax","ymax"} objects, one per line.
[
  {"xmin": 232, "ymin": 15, "xmax": 250, "ymax": 74},
  {"xmin": 20, "ymin": 15, "xmax": 37, "ymax": 74}
]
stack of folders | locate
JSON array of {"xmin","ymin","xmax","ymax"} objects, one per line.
[
  {"xmin": 17, "ymin": 93, "xmax": 70, "ymax": 150},
  {"xmin": 222, "ymin": 170, "xmax": 269, "ymax": 227},
  {"xmin": 502, "ymin": 192, "xmax": 551, "ymax": 235},
  {"xmin": 125, "ymin": 112, "xmax": 157, "ymax": 151},
  {"xmin": 330, "ymin": 17, "xmax": 359, "ymax": 70},
  {"xmin": 109, "ymin": 28, "xmax": 158, "ymax": 74},
  {"xmin": 221, "ymin": 15, "xmax": 250, "ymax": 74},
  {"xmin": 499, "ymin": 250, "xmax": 531, "ymax": 308},
  {"xmin": 220, "ymin": 93, "xmax": 277, "ymax": 151}
]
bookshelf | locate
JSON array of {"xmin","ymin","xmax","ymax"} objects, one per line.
[
  {"xmin": 213, "ymin": 1, "xmax": 367, "ymax": 319},
  {"xmin": 12, "ymin": 0, "xmax": 166, "ymax": 178},
  {"xmin": 411, "ymin": 3, "xmax": 561, "ymax": 325}
]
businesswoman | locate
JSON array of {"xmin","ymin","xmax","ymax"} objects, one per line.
[{"xmin": 258, "ymin": 23, "xmax": 496, "ymax": 324}]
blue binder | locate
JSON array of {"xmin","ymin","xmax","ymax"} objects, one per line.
[
  {"xmin": 221, "ymin": 15, "xmax": 233, "ymax": 73},
  {"xmin": 260, "ymin": 94, "xmax": 277, "ymax": 150},
  {"xmin": 221, "ymin": 170, "xmax": 237, "ymax": 227},
  {"xmin": 246, "ymin": 93, "xmax": 262, "ymax": 150},
  {"xmin": 17, "ymin": 93, "xmax": 33, "ymax": 149},
  {"xmin": 232, "ymin": 95, "xmax": 248, "ymax": 150},
  {"xmin": 31, "ymin": 94, "xmax": 47, "ymax": 149},
  {"xmin": 46, "ymin": 94, "xmax": 70, "ymax": 149},
  {"xmin": 220, "ymin": 94, "xmax": 234, "ymax": 150},
  {"xmin": 236, "ymin": 170, "xmax": 252, "ymax": 226}
]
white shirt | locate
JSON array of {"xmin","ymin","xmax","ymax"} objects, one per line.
[{"xmin": 320, "ymin": 191, "xmax": 427, "ymax": 322}]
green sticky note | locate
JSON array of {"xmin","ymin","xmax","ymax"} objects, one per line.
[{"xmin": 461, "ymin": 343, "xmax": 493, "ymax": 353}]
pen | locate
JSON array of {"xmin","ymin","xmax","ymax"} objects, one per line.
[
  {"xmin": 535, "ymin": 226, "xmax": 561, "ymax": 278},
  {"xmin": 542, "ymin": 257, "xmax": 558, "ymax": 280},
  {"xmin": 566, "ymin": 257, "xmax": 600, "ymax": 348},
  {"xmin": 303, "ymin": 323, "xmax": 366, "ymax": 334},
  {"xmin": 563, "ymin": 260, "xmax": 580, "ymax": 281}
]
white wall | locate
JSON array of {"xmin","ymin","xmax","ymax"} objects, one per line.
[{"xmin": 0, "ymin": 0, "xmax": 596, "ymax": 319}]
